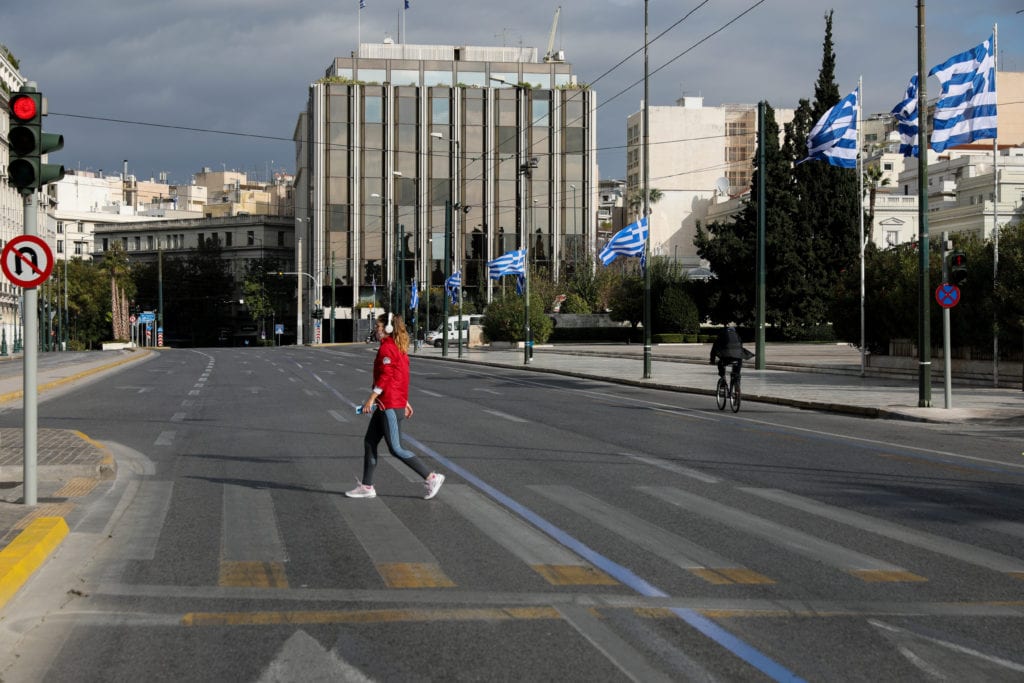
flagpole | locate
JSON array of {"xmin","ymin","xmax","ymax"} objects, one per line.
[
  {"xmin": 858, "ymin": 76, "xmax": 865, "ymax": 378},
  {"xmin": 916, "ymin": 0, "xmax": 932, "ymax": 407},
  {"xmin": 642, "ymin": 0, "xmax": 652, "ymax": 379},
  {"xmin": 992, "ymin": 23, "xmax": 1000, "ymax": 387}
]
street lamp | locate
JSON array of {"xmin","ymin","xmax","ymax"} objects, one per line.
[{"xmin": 569, "ymin": 183, "xmax": 577, "ymax": 273}]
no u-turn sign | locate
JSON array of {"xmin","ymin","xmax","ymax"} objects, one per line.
[{"xmin": 1, "ymin": 235, "xmax": 54, "ymax": 289}]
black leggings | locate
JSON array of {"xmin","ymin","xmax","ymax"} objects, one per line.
[{"xmin": 361, "ymin": 407, "xmax": 430, "ymax": 486}]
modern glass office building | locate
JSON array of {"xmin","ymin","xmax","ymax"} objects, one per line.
[{"xmin": 294, "ymin": 42, "xmax": 597, "ymax": 342}]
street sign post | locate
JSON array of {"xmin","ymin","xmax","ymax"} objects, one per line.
[{"xmin": 935, "ymin": 283, "xmax": 960, "ymax": 309}]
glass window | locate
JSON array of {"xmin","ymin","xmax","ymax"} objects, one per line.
[
  {"xmin": 564, "ymin": 128, "xmax": 584, "ymax": 154},
  {"xmin": 490, "ymin": 72, "xmax": 518, "ymax": 88},
  {"xmin": 358, "ymin": 68, "xmax": 386, "ymax": 84},
  {"xmin": 329, "ymin": 92, "xmax": 350, "ymax": 122},
  {"xmin": 225, "ymin": 232, "xmax": 233, "ymax": 247},
  {"xmin": 531, "ymin": 93, "xmax": 550, "ymax": 127},
  {"xmin": 391, "ymin": 69, "xmax": 419, "ymax": 86},
  {"xmin": 328, "ymin": 149, "xmax": 349, "ymax": 177},
  {"xmin": 554, "ymin": 73, "xmax": 572, "ymax": 87},
  {"xmin": 465, "ymin": 95, "xmax": 484, "ymax": 126},
  {"xmin": 327, "ymin": 205, "xmax": 350, "ymax": 233},
  {"xmin": 397, "ymin": 97, "xmax": 418, "ymax": 125},
  {"xmin": 425, "ymin": 69, "xmax": 452, "ymax": 86},
  {"xmin": 563, "ymin": 93, "xmax": 584, "ymax": 126},
  {"xmin": 432, "ymin": 97, "xmax": 450, "ymax": 124},
  {"xmin": 328, "ymin": 177, "xmax": 349, "ymax": 204},
  {"xmin": 364, "ymin": 96, "xmax": 383, "ymax": 123},
  {"xmin": 497, "ymin": 126, "xmax": 517, "ymax": 154},
  {"xmin": 333, "ymin": 67, "xmax": 353, "ymax": 80},
  {"xmin": 522, "ymin": 71, "xmax": 551, "ymax": 89},
  {"xmin": 278, "ymin": 231, "xmax": 285, "ymax": 247},
  {"xmin": 247, "ymin": 231, "xmax": 256, "ymax": 246},
  {"xmin": 456, "ymin": 71, "xmax": 487, "ymax": 88}
]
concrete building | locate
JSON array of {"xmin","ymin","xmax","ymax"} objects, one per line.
[
  {"xmin": 93, "ymin": 215, "xmax": 296, "ymax": 344},
  {"xmin": 625, "ymin": 97, "xmax": 795, "ymax": 269},
  {"xmin": 295, "ymin": 41, "xmax": 598, "ymax": 342}
]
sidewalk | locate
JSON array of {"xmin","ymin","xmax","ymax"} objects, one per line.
[
  {"xmin": 0, "ymin": 349, "xmax": 151, "ymax": 609},
  {"xmin": 413, "ymin": 342, "xmax": 1024, "ymax": 424}
]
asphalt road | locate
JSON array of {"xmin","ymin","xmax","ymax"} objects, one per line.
[{"xmin": 1, "ymin": 346, "xmax": 1023, "ymax": 681}]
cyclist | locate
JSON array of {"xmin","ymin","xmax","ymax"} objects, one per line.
[{"xmin": 709, "ymin": 325, "xmax": 750, "ymax": 386}]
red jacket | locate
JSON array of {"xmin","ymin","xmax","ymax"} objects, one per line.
[{"xmin": 372, "ymin": 337, "xmax": 410, "ymax": 409}]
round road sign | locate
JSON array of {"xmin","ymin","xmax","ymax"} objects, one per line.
[
  {"xmin": 935, "ymin": 282, "xmax": 961, "ymax": 309},
  {"xmin": 1, "ymin": 235, "xmax": 54, "ymax": 289}
]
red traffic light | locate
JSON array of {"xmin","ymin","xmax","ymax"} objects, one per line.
[
  {"xmin": 10, "ymin": 94, "xmax": 38, "ymax": 121},
  {"xmin": 950, "ymin": 253, "xmax": 966, "ymax": 267}
]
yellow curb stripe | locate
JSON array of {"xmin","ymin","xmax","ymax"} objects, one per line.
[
  {"xmin": 0, "ymin": 517, "xmax": 69, "ymax": 609},
  {"xmin": 531, "ymin": 564, "xmax": 619, "ymax": 586},
  {"xmin": 1009, "ymin": 573, "xmax": 1024, "ymax": 582},
  {"xmin": 0, "ymin": 350, "xmax": 151, "ymax": 404},
  {"xmin": 218, "ymin": 561, "xmax": 289, "ymax": 589},
  {"xmin": 54, "ymin": 477, "xmax": 99, "ymax": 498},
  {"xmin": 376, "ymin": 562, "xmax": 455, "ymax": 588},
  {"xmin": 850, "ymin": 569, "xmax": 928, "ymax": 583},
  {"xmin": 181, "ymin": 606, "xmax": 561, "ymax": 627}
]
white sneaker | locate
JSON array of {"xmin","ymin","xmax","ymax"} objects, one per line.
[
  {"xmin": 424, "ymin": 473, "xmax": 445, "ymax": 500},
  {"xmin": 346, "ymin": 483, "xmax": 376, "ymax": 498}
]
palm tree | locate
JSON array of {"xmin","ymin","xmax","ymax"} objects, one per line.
[{"xmin": 627, "ymin": 186, "xmax": 663, "ymax": 216}]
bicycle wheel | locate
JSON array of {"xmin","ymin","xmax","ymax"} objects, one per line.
[
  {"xmin": 716, "ymin": 376, "xmax": 728, "ymax": 410},
  {"xmin": 730, "ymin": 377, "xmax": 741, "ymax": 412}
]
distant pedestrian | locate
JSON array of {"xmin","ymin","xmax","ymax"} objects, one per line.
[{"xmin": 346, "ymin": 312, "xmax": 446, "ymax": 500}]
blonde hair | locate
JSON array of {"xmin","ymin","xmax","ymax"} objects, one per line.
[{"xmin": 378, "ymin": 313, "xmax": 410, "ymax": 353}]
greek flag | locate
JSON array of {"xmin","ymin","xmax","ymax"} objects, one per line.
[
  {"xmin": 515, "ymin": 274, "xmax": 525, "ymax": 296},
  {"xmin": 404, "ymin": 0, "xmax": 410, "ymax": 8},
  {"xmin": 359, "ymin": 0, "xmax": 365, "ymax": 8},
  {"xmin": 598, "ymin": 216, "xmax": 648, "ymax": 266},
  {"xmin": 487, "ymin": 249, "xmax": 527, "ymax": 278},
  {"xmin": 928, "ymin": 35, "xmax": 996, "ymax": 153},
  {"xmin": 802, "ymin": 88, "xmax": 859, "ymax": 168},
  {"xmin": 890, "ymin": 75, "xmax": 919, "ymax": 157},
  {"xmin": 445, "ymin": 271, "xmax": 461, "ymax": 305},
  {"xmin": 409, "ymin": 279, "xmax": 419, "ymax": 311}
]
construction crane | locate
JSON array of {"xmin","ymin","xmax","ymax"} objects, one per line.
[{"xmin": 543, "ymin": 6, "xmax": 564, "ymax": 63}]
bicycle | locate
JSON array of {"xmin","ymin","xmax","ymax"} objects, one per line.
[{"xmin": 715, "ymin": 369, "xmax": 741, "ymax": 413}]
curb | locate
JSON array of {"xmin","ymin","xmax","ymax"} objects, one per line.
[
  {"xmin": 0, "ymin": 349, "xmax": 152, "ymax": 405},
  {"xmin": 0, "ymin": 516, "xmax": 69, "ymax": 610}
]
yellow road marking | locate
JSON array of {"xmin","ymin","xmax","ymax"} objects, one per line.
[
  {"xmin": 219, "ymin": 561, "xmax": 289, "ymax": 588},
  {"xmin": 850, "ymin": 569, "xmax": 927, "ymax": 583},
  {"xmin": 689, "ymin": 568, "xmax": 775, "ymax": 585},
  {"xmin": 0, "ymin": 517, "xmax": 69, "ymax": 609},
  {"xmin": 377, "ymin": 562, "xmax": 455, "ymax": 588},
  {"xmin": 531, "ymin": 564, "xmax": 619, "ymax": 586},
  {"xmin": 181, "ymin": 606, "xmax": 561, "ymax": 627}
]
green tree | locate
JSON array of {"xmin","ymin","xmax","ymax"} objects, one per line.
[
  {"xmin": 481, "ymin": 290, "xmax": 553, "ymax": 343},
  {"xmin": 657, "ymin": 286, "xmax": 698, "ymax": 334},
  {"xmin": 695, "ymin": 104, "xmax": 797, "ymax": 328},
  {"xmin": 788, "ymin": 10, "xmax": 861, "ymax": 328},
  {"xmin": 627, "ymin": 187, "xmax": 664, "ymax": 215}
]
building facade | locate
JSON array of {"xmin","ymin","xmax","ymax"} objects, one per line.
[
  {"xmin": 295, "ymin": 42, "xmax": 598, "ymax": 342},
  {"xmin": 626, "ymin": 97, "xmax": 795, "ymax": 269}
]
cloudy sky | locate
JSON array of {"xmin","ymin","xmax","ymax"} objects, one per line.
[{"xmin": 3, "ymin": 1, "xmax": 1022, "ymax": 186}]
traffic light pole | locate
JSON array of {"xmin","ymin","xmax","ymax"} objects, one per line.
[{"xmin": 22, "ymin": 193, "xmax": 39, "ymax": 506}]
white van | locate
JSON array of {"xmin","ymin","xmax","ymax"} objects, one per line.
[{"xmin": 426, "ymin": 315, "xmax": 484, "ymax": 347}]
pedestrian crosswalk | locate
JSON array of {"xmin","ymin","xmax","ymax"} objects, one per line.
[{"xmin": 111, "ymin": 476, "xmax": 1024, "ymax": 596}]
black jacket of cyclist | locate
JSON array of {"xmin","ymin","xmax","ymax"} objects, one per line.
[{"xmin": 710, "ymin": 326, "xmax": 746, "ymax": 378}]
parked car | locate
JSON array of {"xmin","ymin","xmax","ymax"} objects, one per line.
[{"xmin": 425, "ymin": 315, "xmax": 484, "ymax": 347}]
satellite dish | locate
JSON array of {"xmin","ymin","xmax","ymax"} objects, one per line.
[{"xmin": 715, "ymin": 177, "xmax": 730, "ymax": 195}]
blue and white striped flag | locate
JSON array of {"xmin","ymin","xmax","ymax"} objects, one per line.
[
  {"xmin": 445, "ymin": 271, "xmax": 461, "ymax": 305},
  {"xmin": 515, "ymin": 274, "xmax": 525, "ymax": 296},
  {"xmin": 409, "ymin": 279, "xmax": 419, "ymax": 311},
  {"xmin": 404, "ymin": 0, "xmax": 410, "ymax": 8},
  {"xmin": 487, "ymin": 249, "xmax": 527, "ymax": 279},
  {"xmin": 359, "ymin": 0, "xmax": 365, "ymax": 8},
  {"xmin": 802, "ymin": 88, "xmax": 859, "ymax": 168},
  {"xmin": 928, "ymin": 35, "xmax": 996, "ymax": 153},
  {"xmin": 890, "ymin": 75, "xmax": 919, "ymax": 157},
  {"xmin": 598, "ymin": 216, "xmax": 648, "ymax": 266}
]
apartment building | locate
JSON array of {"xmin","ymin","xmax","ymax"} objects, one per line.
[
  {"xmin": 626, "ymin": 97, "xmax": 795, "ymax": 269},
  {"xmin": 295, "ymin": 41, "xmax": 598, "ymax": 342}
]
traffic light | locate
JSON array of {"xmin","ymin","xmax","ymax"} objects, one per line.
[
  {"xmin": 948, "ymin": 251, "xmax": 967, "ymax": 286},
  {"xmin": 7, "ymin": 85, "xmax": 65, "ymax": 194}
]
